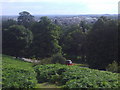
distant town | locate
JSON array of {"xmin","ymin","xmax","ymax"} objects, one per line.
[{"xmin": 2, "ymin": 14, "xmax": 117, "ymax": 26}]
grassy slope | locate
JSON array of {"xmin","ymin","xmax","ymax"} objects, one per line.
[
  {"xmin": 2, "ymin": 55, "xmax": 33, "ymax": 70},
  {"xmin": 2, "ymin": 55, "xmax": 37, "ymax": 88},
  {"xmin": 2, "ymin": 55, "xmax": 120, "ymax": 88},
  {"xmin": 2, "ymin": 55, "xmax": 58, "ymax": 88}
]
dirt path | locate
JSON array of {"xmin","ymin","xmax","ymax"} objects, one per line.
[
  {"xmin": 21, "ymin": 58, "xmax": 40, "ymax": 63},
  {"xmin": 13, "ymin": 57, "xmax": 40, "ymax": 63}
]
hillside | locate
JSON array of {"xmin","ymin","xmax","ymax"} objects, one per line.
[
  {"xmin": 34, "ymin": 64, "xmax": 120, "ymax": 88},
  {"xmin": 2, "ymin": 55, "xmax": 120, "ymax": 89},
  {"xmin": 2, "ymin": 55, "xmax": 37, "ymax": 88}
]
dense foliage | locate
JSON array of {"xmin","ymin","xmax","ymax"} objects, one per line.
[
  {"xmin": 51, "ymin": 53, "xmax": 66, "ymax": 64},
  {"xmin": 29, "ymin": 16, "xmax": 62, "ymax": 58},
  {"xmin": 86, "ymin": 17, "xmax": 118, "ymax": 69},
  {"xmin": 61, "ymin": 29, "xmax": 86, "ymax": 62},
  {"xmin": 2, "ymin": 12, "xmax": 119, "ymax": 89},
  {"xmin": 2, "ymin": 11, "xmax": 119, "ymax": 70},
  {"xmin": 2, "ymin": 55, "xmax": 37, "ymax": 88},
  {"xmin": 34, "ymin": 64, "xmax": 119, "ymax": 89},
  {"xmin": 3, "ymin": 25, "xmax": 33, "ymax": 57},
  {"xmin": 18, "ymin": 11, "xmax": 35, "ymax": 28},
  {"xmin": 2, "ymin": 19, "xmax": 17, "ymax": 30},
  {"xmin": 106, "ymin": 61, "xmax": 120, "ymax": 73}
]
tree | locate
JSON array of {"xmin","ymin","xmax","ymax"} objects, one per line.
[
  {"xmin": 86, "ymin": 16, "xmax": 118, "ymax": 69},
  {"xmin": 30, "ymin": 16, "xmax": 62, "ymax": 58},
  {"xmin": 80, "ymin": 21, "xmax": 87, "ymax": 32},
  {"xmin": 18, "ymin": 11, "xmax": 35, "ymax": 28},
  {"xmin": 2, "ymin": 19, "xmax": 17, "ymax": 30},
  {"xmin": 61, "ymin": 29, "xmax": 86, "ymax": 62},
  {"xmin": 80, "ymin": 21, "xmax": 92, "ymax": 33},
  {"xmin": 2, "ymin": 25, "xmax": 33, "ymax": 57}
]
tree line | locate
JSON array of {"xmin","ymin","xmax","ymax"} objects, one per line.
[{"xmin": 2, "ymin": 11, "xmax": 119, "ymax": 70}]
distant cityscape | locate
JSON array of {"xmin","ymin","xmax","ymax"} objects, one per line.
[{"xmin": 2, "ymin": 14, "xmax": 117, "ymax": 26}]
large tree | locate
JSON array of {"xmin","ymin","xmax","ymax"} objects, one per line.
[
  {"xmin": 3, "ymin": 25, "xmax": 33, "ymax": 57},
  {"xmin": 86, "ymin": 16, "xmax": 118, "ymax": 69},
  {"xmin": 30, "ymin": 16, "xmax": 62, "ymax": 58},
  {"xmin": 18, "ymin": 11, "xmax": 35, "ymax": 28},
  {"xmin": 60, "ymin": 24, "xmax": 86, "ymax": 62}
]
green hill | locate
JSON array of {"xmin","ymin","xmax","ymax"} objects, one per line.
[
  {"xmin": 2, "ymin": 55, "xmax": 37, "ymax": 88},
  {"xmin": 2, "ymin": 55, "xmax": 120, "ymax": 89}
]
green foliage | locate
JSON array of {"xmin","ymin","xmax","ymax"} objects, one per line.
[
  {"xmin": 3, "ymin": 11, "xmax": 119, "ymax": 71},
  {"xmin": 86, "ymin": 16, "xmax": 118, "ymax": 69},
  {"xmin": 80, "ymin": 21, "xmax": 91, "ymax": 32},
  {"xmin": 61, "ymin": 29, "xmax": 86, "ymax": 62},
  {"xmin": 38, "ymin": 57, "xmax": 52, "ymax": 65},
  {"xmin": 2, "ymin": 19, "xmax": 17, "ymax": 30},
  {"xmin": 3, "ymin": 25, "xmax": 33, "ymax": 57},
  {"xmin": 106, "ymin": 61, "xmax": 120, "ymax": 73},
  {"xmin": 2, "ymin": 55, "xmax": 37, "ymax": 88},
  {"xmin": 30, "ymin": 16, "xmax": 62, "ymax": 58},
  {"xmin": 33, "ymin": 54, "xmax": 66, "ymax": 65},
  {"xmin": 18, "ymin": 11, "xmax": 35, "ymax": 28},
  {"xmin": 34, "ymin": 64, "xmax": 67, "ymax": 83},
  {"xmin": 65, "ymin": 79, "xmax": 119, "ymax": 88},
  {"xmin": 51, "ymin": 53, "xmax": 66, "ymax": 64},
  {"xmin": 34, "ymin": 64, "xmax": 119, "ymax": 89}
]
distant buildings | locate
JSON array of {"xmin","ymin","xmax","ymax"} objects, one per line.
[
  {"xmin": 2, "ymin": 14, "xmax": 117, "ymax": 26},
  {"xmin": 51, "ymin": 15, "xmax": 98, "ymax": 26}
]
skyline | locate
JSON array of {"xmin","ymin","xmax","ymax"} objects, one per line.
[{"xmin": 1, "ymin": 0, "xmax": 119, "ymax": 15}]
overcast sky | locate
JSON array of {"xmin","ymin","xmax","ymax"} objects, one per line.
[{"xmin": 0, "ymin": 0, "xmax": 119, "ymax": 15}]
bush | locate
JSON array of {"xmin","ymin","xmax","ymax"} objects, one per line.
[
  {"xmin": 106, "ymin": 61, "xmax": 120, "ymax": 73},
  {"xmin": 2, "ymin": 68, "xmax": 37, "ymax": 88},
  {"xmin": 34, "ymin": 64, "xmax": 67, "ymax": 83},
  {"xmin": 64, "ymin": 78, "xmax": 119, "ymax": 89},
  {"xmin": 51, "ymin": 53, "xmax": 66, "ymax": 64},
  {"xmin": 2, "ymin": 55, "xmax": 37, "ymax": 88},
  {"xmin": 34, "ymin": 64, "xmax": 120, "ymax": 88},
  {"xmin": 36, "ymin": 57, "xmax": 52, "ymax": 65}
]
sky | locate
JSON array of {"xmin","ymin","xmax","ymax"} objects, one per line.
[{"xmin": 0, "ymin": 0, "xmax": 119, "ymax": 15}]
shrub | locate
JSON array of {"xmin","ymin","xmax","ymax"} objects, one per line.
[
  {"xmin": 2, "ymin": 68, "xmax": 37, "ymax": 88},
  {"xmin": 34, "ymin": 64, "xmax": 120, "ymax": 88},
  {"xmin": 51, "ymin": 53, "xmax": 66, "ymax": 64},
  {"xmin": 32, "ymin": 57, "xmax": 52, "ymax": 66},
  {"xmin": 64, "ymin": 79, "xmax": 119, "ymax": 89},
  {"xmin": 34, "ymin": 64, "xmax": 66, "ymax": 83},
  {"xmin": 2, "ymin": 55, "xmax": 37, "ymax": 88},
  {"xmin": 106, "ymin": 61, "xmax": 120, "ymax": 73},
  {"xmin": 40, "ymin": 57, "xmax": 52, "ymax": 64}
]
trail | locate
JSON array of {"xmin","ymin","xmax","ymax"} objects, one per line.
[
  {"xmin": 13, "ymin": 57, "xmax": 40, "ymax": 63},
  {"xmin": 21, "ymin": 58, "xmax": 40, "ymax": 63}
]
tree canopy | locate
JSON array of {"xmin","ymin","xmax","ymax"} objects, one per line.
[
  {"xmin": 30, "ymin": 16, "xmax": 62, "ymax": 58},
  {"xmin": 2, "ymin": 11, "xmax": 119, "ymax": 70},
  {"xmin": 18, "ymin": 11, "xmax": 35, "ymax": 28},
  {"xmin": 3, "ymin": 25, "xmax": 33, "ymax": 57},
  {"xmin": 86, "ymin": 17, "xmax": 118, "ymax": 69}
]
